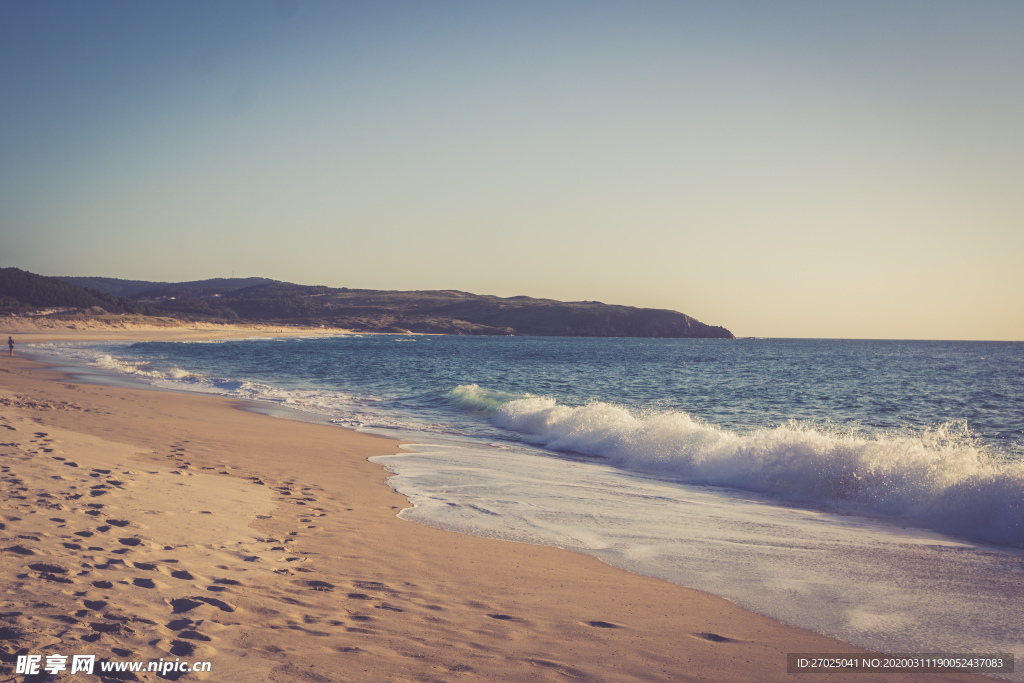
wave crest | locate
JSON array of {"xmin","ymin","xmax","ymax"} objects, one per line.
[
  {"xmin": 490, "ymin": 395, "xmax": 1024, "ymax": 547},
  {"xmin": 446, "ymin": 384, "xmax": 528, "ymax": 413}
]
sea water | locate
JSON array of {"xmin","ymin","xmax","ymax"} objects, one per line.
[{"xmin": 28, "ymin": 336, "xmax": 1024, "ymax": 675}]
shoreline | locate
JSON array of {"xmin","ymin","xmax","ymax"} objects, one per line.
[
  {"xmin": 0, "ymin": 332, "xmax": 996, "ymax": 681},
  {"xmin": 1, "ymin": 315, "xmax": 356, "ymax": 345}
]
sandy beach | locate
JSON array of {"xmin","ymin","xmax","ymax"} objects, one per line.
[{"xmin": 0, "ymin": 328, "xmax": 996, "ymax": 682}]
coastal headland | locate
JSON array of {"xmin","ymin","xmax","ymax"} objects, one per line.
[
  {"xmin": 1, "ymin": 268, "xmax": 734, "ymax": 338},
  {"xmin": 0, "ymin": 325, "xmax": 990, "ymax": 682}
]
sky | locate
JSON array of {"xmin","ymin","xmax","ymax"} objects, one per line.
[{"xmin": 1, "ymin": 1, "xmax": 1022, "ymax": 340}]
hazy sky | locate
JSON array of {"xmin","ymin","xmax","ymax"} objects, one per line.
[{"xmin": 1, "ymin": 1, "xmax": 1021, "ymax": 339}]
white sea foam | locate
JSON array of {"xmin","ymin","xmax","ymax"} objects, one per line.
[
  {"xmin": 27, "ymin": 342, "xmax": 456, "ymax": 435},
  {"xmin": 447, "ymin": 385, "xmax": 1024, "ymax": 547},
  {"xmin": 82, "ymin": 352, "xmax": 198, "ymax": 382},
  {"xmin": 373, "ymin": 440, "xmax": 1024, "ymax": 674}
]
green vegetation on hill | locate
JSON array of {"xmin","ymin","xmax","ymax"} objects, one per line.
[
  {"xmin": 56, "ymin": 275, "xmax": 278, "ymax": 298},
  {"xmin": 146, "ymin": 282, "xmax": 733, "ymax": 337},
  {"xmin": 5, "ymin": 270, "xmax": 734, "ymax": 338},
  {"xmin": 0, "ymin": 268, "xmax": 155, "ymax": 315}
]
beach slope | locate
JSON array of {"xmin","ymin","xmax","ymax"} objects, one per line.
[{"xmin": 0, "ymin": 349, "xmax": 991, "ymax": 682}]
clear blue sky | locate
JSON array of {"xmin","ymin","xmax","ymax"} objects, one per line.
[{"xmin": 1, "ymin": 1, "xmax": 1022, "ymax": 339}]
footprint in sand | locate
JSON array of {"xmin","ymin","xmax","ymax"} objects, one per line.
[
  {"xmin": 29, "ymin": 563, "xmax": 74, "ymax": 584},
  {"xmin": 166, "ymin": 618, "xmax": 194, "ymax": 631},
  {"xmin": 2, "ymin": 545, "xmax": 36, "ymax": 556},
  {"xmin": 94, "ymin": 559, "xmax": 126, "ymax": 570},
  {"xmin": 195, "ymin": 596, "xmax": 235, "ymax": 612},
  {"xmin": 307, "ymin": 580, "xmax": 334, "ymax": 592},
  {"xmin": 585, "ymin": 620, "xmax": 619, "ymax": 628},
  {"xmin": 169, "ymin": 596, "xmax": 235, "ymax": 613},
  {"xmin": 529, "ymin": 659, "xmax": 587, "ymax": 678},
  {"xmin": 177, "ymin": 630, "xmax": 211, "ymax": 642},
  {"xmin": 170, "ymin": 598, "xmax": 204, "ymax": 614}
]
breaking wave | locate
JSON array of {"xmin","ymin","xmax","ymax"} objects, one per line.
[
  {"xmin": 446, "ymin": 384, "xmax": 528, "ymax": 412},
  {"xmin": 92, "ymin": 353, "xmax": 196, "ymax": 381},
  {"xmin": 449, "ymin": 385, "xmax": 1024, "ymax": 547}
]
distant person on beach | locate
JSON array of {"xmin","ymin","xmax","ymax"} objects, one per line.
[{"xmin": 7, "ymin": 336, "xmax": 12, "ymax": 356}]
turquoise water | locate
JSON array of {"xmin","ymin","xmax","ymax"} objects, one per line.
[{"xmin": 31, "ymin": 335, "xmax": 1024, "ymax": 672}]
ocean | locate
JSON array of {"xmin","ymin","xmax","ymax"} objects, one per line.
[{"xmin": 29, "ymin": 335, "xmax": 1024, "ymax": 676}]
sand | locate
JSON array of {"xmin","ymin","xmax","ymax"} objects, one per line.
[
  {"xmin": 0, "ymin": 330, "xmax": 997, "ymax": 682},
  {"xmin": 0, "ymin": 314, "xmax": 352, "ymax": 344}
]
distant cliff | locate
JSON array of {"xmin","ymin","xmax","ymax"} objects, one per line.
[{"xmin": 0, "ymin": 270, "xmax": 735, "ymax": 338}]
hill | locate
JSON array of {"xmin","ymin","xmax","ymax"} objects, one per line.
[
  {"xmin": 5, "ymin": 271, "xmax": 734, "ymax": 338},
  {"xmin": 0, "ymin": 268, "xmax": 155, "ymax": 315},
  {"xmin": 56, "ymin": 275, "xmax": 278, "ymax": 298}
]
